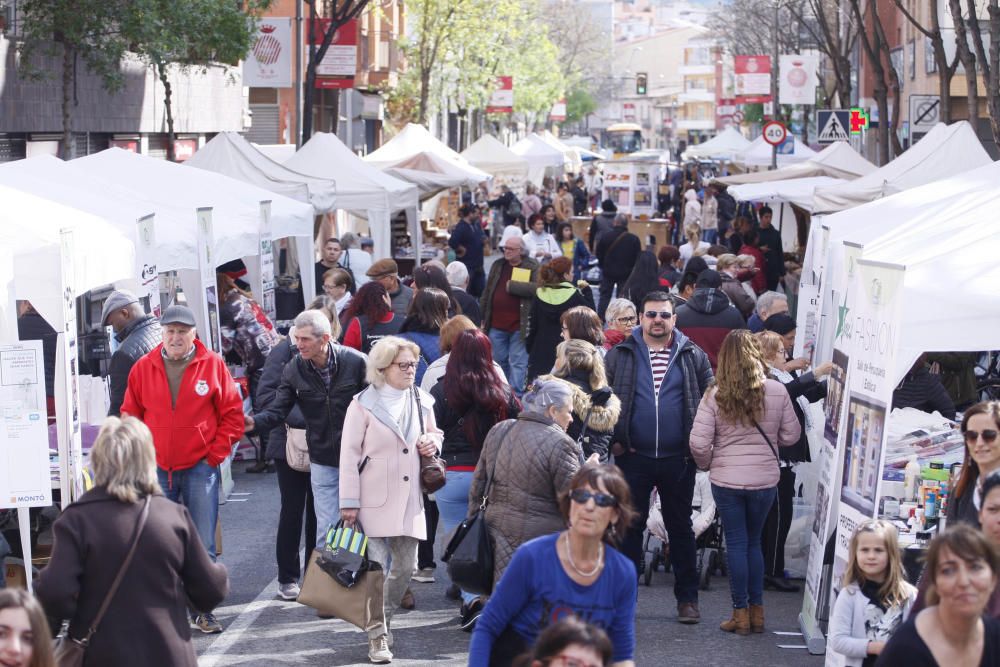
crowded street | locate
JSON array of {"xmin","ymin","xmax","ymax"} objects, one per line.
[{"xmin": 3, "ymin": 2, "xmax": 1000, "ymax": 667}]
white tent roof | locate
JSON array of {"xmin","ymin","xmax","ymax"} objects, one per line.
[
  {"xmin": 811, "ymin": 121, "xmax": 991, "ymax": 213},
  {"xmin": 738, "ymin": 135, "xmax": 817, "ymax": 167},
  {"xmin": 287, "ymin": 132, "xmax": 419, "ymax": 213},
  {"xmin": 717, "ymin": 141, "xmax": 875, "ymax": 185},
  {"xmin": 729, "ymin": 176, "xmax": 846, "ymax": 212},
  {"xmin": 71, "ymin": 149, "xmax": 315, "ymax": 269},
  {"xmin": 186, "ymin": 132, "xmax": 337, "ymax": 213},
  {"xmin": 252, "ymin": 143, "xmax": 297, "ymax": 164},
  {"xmin": 683, "ymin": 127, "xmax": 753, "ymax": 162},
  {"xmin": 364, "ymin": 123, "xmax": 468, "ymax": 167},
  {"xmin": 511, "ymin": 134, "xmax": 567, "ymax": 185},
  {"xmin": 461, "ymin": 135, "xmax": 530, "ymax": 177},
  {"xmin": 537, "ymin": 131, "xmax": 583, "ymax": 173},
  {"xmin": 0, "ymin": 184, "xmax": 134, "ymax": 329},
  {"xmin": 382, "ymin": 151, "xmax": 491, "ymax": 196}
]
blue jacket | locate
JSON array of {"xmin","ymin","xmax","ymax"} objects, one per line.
[
  {"xmin": 448, "ymin": 218, "xmax": 485, "ymax": 273},
  {"xmin": 605, "ymin": 327, "xmax": 714, "ymax": 458},
  {"xmin": 398, "ymin": 331, "xmax": 442, "ymax": 387}
]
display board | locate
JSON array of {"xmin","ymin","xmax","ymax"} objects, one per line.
[
  {"xmin": 601, "ymin": 161, "xmax": 655, "ymax": 217},
  {"xmin": 197, "ymin": 209, "xmax": 222, "ymax": 352},
  {"xmin": 0, "ymin": 340, "xmax": 51, "ymax": 509},
  {"xmin": 258, "ymin": 202, "xmax": 276, "ymax": 321},
  {"xmin": 136, "ymin": 215, "xmax": 160, "ymax": 317}
]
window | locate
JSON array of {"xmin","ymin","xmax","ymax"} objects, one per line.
[
  {"xmin": 908, "ymin": 40, "xmax": 915, "ymax": 79},
  {"xmin": 925, "ymin": 36, "xmax": 937, "ymax": 74}
]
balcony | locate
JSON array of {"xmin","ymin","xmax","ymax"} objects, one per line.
[
  {"xmin": 676, "ymin": 119, "xmax": 716, "ymax": 130},
  {"xmin": 679, "ymin": 64, "xmax": 714, "ymax": 76},
  {"xmin": 677, "ymin": 90, "xmax": 715, "ymax": 104}
]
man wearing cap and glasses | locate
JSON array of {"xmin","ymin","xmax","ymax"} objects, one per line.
[
  {"xmin": 366, "ymin": 258, "xmax": 414, "ymax": 319},
  {"xmin": 605, "ymin": 291, "xmax": 713, "ymax": 625},
  {"xmin": 120, "ymin": 304, "xmax": 244, "ymax": 634},
  {"xmin": 101, "ymin": 290, "xmax": 161, "ymax": 416}
]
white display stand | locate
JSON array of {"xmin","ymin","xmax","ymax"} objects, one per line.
[{"xmin": 601, "ymin": 159, "xmax": 656, "ymax": 217}]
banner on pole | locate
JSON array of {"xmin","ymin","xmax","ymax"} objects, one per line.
[
  {"xmin": 0, "ymin": 340, "xmax": 51, "ymax": 510},
  {"xmin": 735, "ymin": 55, "xmax": 771, "ymax": 104},
  {"xmin": 197, "ymin": 209, "xmax": 222, "ymax": 353},
  {"xmin": 244, "ymin": 18, "xmax": 292, "ymax": 88},
  {"xmin": 486, "ymin": 76, "xmax": 514, "ymax": 113},
  {"xmin": 313, "ymin": 18, "xmax": 358, "ymax": 89},
  {"xmin": 779, "ymin": 54, "xmax": 819, "ymax": 105},
  {"xmin": 135, "ymin": 215, "xmax": 159, "ymax": 317}
]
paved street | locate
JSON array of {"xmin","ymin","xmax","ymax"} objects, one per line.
[{"xmin": 194, "ymin": 464, "xmax": 824, "ymax": 666}]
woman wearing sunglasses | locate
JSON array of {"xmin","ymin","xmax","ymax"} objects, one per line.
[
  {"xmin": 339, "ymin": 336, "xmax": 443, "ymax": 664},
  {"xmin": 469, "ymin": 463, "xmax": 638, "ymax": 666},
  {"xmin": 949, "ymin": 401, "xmax": 1000, "ymax": 528}
]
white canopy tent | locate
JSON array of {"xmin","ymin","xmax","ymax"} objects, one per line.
[
  {"xmin": 69, "ymin": 148, "xmax": 316, "ymax": 335},
  {"xmin": 380, "ymin": 150, "xmax": 491, "ymax": 197},
  {"xmin": 811, "ymin": 121, "xmax": 991, "ymax": 214},
  {"xmin": 186, "ymin": 132, "xmax": 337, "ymax": 213},
  {"xmin": 738, "ymin": 135, "xmax": 818, "ymax": 167},
  {"xmin": 286, "ymin": 132, "xmax": 421, "ymax": 261},
  {"xmin": 511, "ymin": 134, "xmax": 567, "ymax": 186},
  {"xmin": 717, "ymin": 141, "xmax": 875, "ymax": 185},
  {"xmin": 729, "ymin": 176, "xmax": 845, "ymax": 213},
  {"xmin": 537, "ymin": 131, "xmax": 584, "ymax": 174},
  {"xmin": 364, "ymin": 123, "xmax": 468, "ymax": 167},
  {"xmin": 252, "ymin": 143, "xmax": 297, "ymax": 164},
  {"xmin": 683, "ymin": 126, "xmax": 753, "ymax": 162},
  {"xmin": 461, "ymin": 134, "xmax": 530, "ymax": 180}
]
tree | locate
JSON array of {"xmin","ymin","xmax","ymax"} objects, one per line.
[
  {"xmin": 789, "ymin": 0, "xmax": 860, "ymax": 107},
  {"xmin": 541, "ymin": 0, "xmax": 612, "ymax": 96},
  {"xmin": 962, "ymin": 0, "xmax": 1000, "ymax": 145},
  {"xmin": 847, "ymin": 0, "xmax": 897, "ymax": 163},
  {"xmin": 302, "ymin": 0, "xmax": 371, "ymax": 141},
  {"xmin": 564, "ymin": 88, "xmax": 597, "ymax": 126},
  {"xmin": 947, "ymin": 0, "xmax": 980, "ymax": 125},
  {"xmin": 893, "ymin": 0, "xmax": 959, "ymax": 123},
  {"xmin": 18, "ymin": 0, "xmax": 133, "ymax": 158}
]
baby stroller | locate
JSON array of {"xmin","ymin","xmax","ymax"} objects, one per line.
[{"xmin": 642, "ymin": 471, "xmax": 726, "ymax": 589}]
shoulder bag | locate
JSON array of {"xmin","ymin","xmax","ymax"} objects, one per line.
[
  {"xmin": 413, "ymin": 387, "xmax": 447, "ymax": 493},
  {"xmin": 53, "ymin": 495, "xmax": 151, "ymax": 667},
  {"xmin": 285, "ymin": 426, "xmax": 310, "ymax": 472},
  {"xmin": 752, "ymin": 420, "xmax": 781, "ymax": 465}
]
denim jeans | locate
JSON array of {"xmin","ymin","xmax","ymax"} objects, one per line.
[
  {"xmin": 310, "ymin": 462, "xmax": 341, "ymax": 548},
  {"xmin": 618, "ymin": 454, "xmax": 699, "ymax": 604},
  {"xmin": 489, "ymin": 328, "xmax": 528, "ymax": 396},
  {"xmin": 434, "ymin": 471, "xmax": 477, "ymax": 604},
  {"xmin": 702, "ymin": 229, "xmax": 719, "ymax": 244},
  {"xmin": 712, "ymin": 484, "xmax": 778, "ymax": 608},
  {"xmin": 157, "ymin": 460, "xmax": 219, "ymax": 561}
]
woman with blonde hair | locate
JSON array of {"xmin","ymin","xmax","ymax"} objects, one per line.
[
  {"xmin": 339, "ymin": 336, "xmax": 443, "ymax": 663},
  {"xmin": 678, "ymin": 222, "xmax": 710, "ymax": 271},
  {"xmin": 35, "ymin": 417, "xmax": 228, "ymax": 667},
  {"xmin": 553, "ymin": 339, "xmax": 621, "ymax": 462},
  {"xmin": 715, "ymin": 254, "xmax": 755, "ymax": 319},
  {"xmin": 0, "ymin": 588, "xmax": 56, "ymax": 667},
  {"xmin": 689, "ymin": 330, "xmax": 800, "ymax": 636}
]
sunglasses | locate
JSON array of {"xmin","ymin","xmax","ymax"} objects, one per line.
[
  {"xmin": 389, "ymin": 361, "xmax": 419, "ymax": 371},
  {"xmin": 570, "ymin": 488, "xmax": 618, "ymax": 508},
  {"xmin": 643, "ymin": 310, "xmax": 674, "ymax": 320},
  {"xmin": 964, "ymin": 429, "xmax": 999, "ymax": 444}
]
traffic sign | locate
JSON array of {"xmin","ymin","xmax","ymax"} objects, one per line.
[
  {"xmin": 850, "ymin": 108, "xmax": 869, "ymax": 133},
  {"xmin": 776, "ymin": 136, "xmax": 795, "ymax": 154},
  {"xmin": 763, "ymin": 121, "xmax": 787, "ymax": 146},
  {"xmin": 817, "ymin": 110, "xmax": 850, "ymax": 144},
  {"xmin": 909, "ymin": 94, "xmax": 940, "ymax": 133},
  {"xmin": 733, "ymin": 110, "xmax": 745, "ymax": 123}
]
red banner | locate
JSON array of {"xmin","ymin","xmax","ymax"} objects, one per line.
[
  {"xmin": 735, "ymin": 55, "xmax": 771, "ymax": 104},
  {"xmin": 312, "ymin": 18, "xmax": 358, "ymax": 89},
  {"xmin": 485, "ymin": 76, "xmax": 513, "ymax": 113}
]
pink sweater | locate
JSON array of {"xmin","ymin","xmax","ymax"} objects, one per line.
[{"xmin": 689, "ymin": 379, "xmax": 801, "ymax": 490}]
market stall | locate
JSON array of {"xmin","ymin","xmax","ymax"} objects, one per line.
[
  {"xmin": 461, "ymin": 134, "xmax": 529, "ymax": 194},
  {"xmin": 510, "ymin": 134, "xmax": 567, "ymax": 186},
  {"xmin": 716, "ymin": 141, "xmax": 874, "ymax": 186},
  {"xmin": 737, "ymin": 134, "xmax": 817, "ymax": 168},
  {"xmin": 682, "ymin": 126, "xmax": 752, "ymax": 163}
]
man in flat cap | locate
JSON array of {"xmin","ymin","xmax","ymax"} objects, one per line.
[
  {"xmin": 121, "ymin": 304, "xmax": 243, "ymax": 634},
  {"xmin": 102, "ymin": 290, "xmax": 161, "ymax": 416},
  {"xmin": 366, "ymin": 258, "xmax": 413, "ymax": 319}
]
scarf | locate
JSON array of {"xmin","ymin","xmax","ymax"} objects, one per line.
[
  {"xmin": 769, "ymin": 365, "xmax": 812, "ymax": 429},
  {"xmin": 377, "ymin": 384, "xmax": 421, "ymax": 446}
]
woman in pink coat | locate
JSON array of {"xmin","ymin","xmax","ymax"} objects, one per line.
[
  {"xmin": 689, "ymin": 330, "xmax": 800, "ymax": 637},
  {"xmin": 340, "ymin": 336, "xmax": 443, "ymax": 664}
]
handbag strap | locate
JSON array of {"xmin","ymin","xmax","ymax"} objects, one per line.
[
  {"xmin": 412, "ymin": 386, "xmax": 426, "ymax": 435},
  {"xmin": 480, "ymin": 419, "xmax": 517, "ymax": 510},
  {"xmin": 81, "ymin": 495, "xmax": 151, "ymax": 643},
  {"xmin": 752, "ymin": 420, "xmax": 780, "ymax": 465}
]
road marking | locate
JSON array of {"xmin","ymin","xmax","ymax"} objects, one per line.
[{"xmin": 198, "ymin": 576, "xmax": 280, "ymax": 667}]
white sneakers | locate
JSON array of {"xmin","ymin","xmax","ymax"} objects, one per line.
[
  {"xmin": 368, "ymin": 634, "xmax": 393, "ymax": 663},
  {"xmin": 277, "ymin": 582, "xmax": 300, "ymax": 600},
  {"xmin": 412, "ymin": 567, "xmax": 435, "ymax": 583}
]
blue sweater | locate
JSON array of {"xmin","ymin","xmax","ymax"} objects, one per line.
[{"xmin": 469, "ymin": 533, "xmax": 636, "ymax": 665}]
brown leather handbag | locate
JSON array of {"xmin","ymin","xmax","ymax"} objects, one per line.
[{"xmin": 412, "ymin": 387, "xmax": 446, "ymax": 493}]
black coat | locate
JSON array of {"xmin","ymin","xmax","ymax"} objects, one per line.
[
  {"xmin": 453, "ymin": 288, "xmax": 482, "ymax": 326},
  {"xmin": 35, "ymin": 488, "xmax": 228, "ymax": 667},
  {"xmin": 255, "ymin": 338, "xmax": 307, "ymax": 460},
  {"xmin": 108, "ymin": 315, "xmax": 162, "ymax": 416},
  {"xmin": 595, "ymin": 227, "xmax": 642, "ymax": 282},
  {"xmin": 561, "ymin": 370, "xmax": 622, "ymax": 463},
  {"xmin": 775, "ymin": 370, "xmax": 826, "ymax": 463},
  {"xmin": 891, "ymin": 366, "xmax": 956, "ymax": 417},
  {"xmin": 430, "ymin": 380, "xmax": 520, "ymax": 469},
  {"xmin": 251, "ymin": 343, "xmax": 367, "ymax": 467},
  {"xmin": 525, "ymin": 284, "xmax": 595, "ymax": 382}
]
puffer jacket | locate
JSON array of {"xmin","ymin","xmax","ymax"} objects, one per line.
[
  {"xmin": 560, "ymin": 370, "xmax": 621, "ymax": 462},
  {"xmin": 689, "ymin": 380, "xmax": 801, "ymax": 490},
  {"xmin": 480, "ymin": 256, "xmax": 540, "ymax": 341},
  {"xmin": 675, "ymin": 287, "xmax": 747, "ymax": 371},
  {"xmin": 468, "ymin": 414, "xmax": 581, "ymax": 586},
  {"xmin": 108, "ymin": 315, "xmax": 161, "ymax": 416},
  {"xmin": 525, "ymin": 282, "xmax": 595, "ymax": 381},
  {"xmin": 719, "ymin": 273, "xmax": 755, "ymax": 320}
]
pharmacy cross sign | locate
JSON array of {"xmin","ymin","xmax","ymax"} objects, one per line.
[{"xmin": 849, "ymin": 108, "xmax": 869, "ymax": 134}]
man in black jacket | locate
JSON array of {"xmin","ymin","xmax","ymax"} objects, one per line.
[
  {"xmin": 102, "ymin": 290, "xmax": 161, "ymax": 416},
  {"xmin": 757, "ymin": 206, "xmax": 786, "ymax": 291},
  {"xmin": 595, "ymin": 214, "xmax": 641, "ymax": 322},
  {"xmin": 246, "ymin": 309, "xmax": 367, "ymax": 546}
]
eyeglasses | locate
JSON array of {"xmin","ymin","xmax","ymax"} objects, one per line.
[
  {"xmin": 616, "ymin": 316, "xmax": 637, "ymax": 324},
  {"xmin": 570, "ymin": 488, "xmax": 618, "ymax": 508},
  {"xmin": 501, "ymin": 246, "xmax": 519, "ymax": 252},
  {"xmin": 964, "ymin": 429, "xmax": 999, "ymax": 444},
  {"xmin": 323, "ymin": 283, "xmax": 338, "ymax": 290},
  {"xmin": 643, "ymin": 310, "xmax": 674, "ymax": 320},
  {"xmin": 547, "ymin": 657, "xmax": 603, "ymax": 667},
  {"xmin": 389, "ymin": 361, "xmax": 419, "ymax": 371}
]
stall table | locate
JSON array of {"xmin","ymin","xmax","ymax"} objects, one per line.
[{"xmin": 570, "ymin": 216, "xmax": 672, "ymax": 249}]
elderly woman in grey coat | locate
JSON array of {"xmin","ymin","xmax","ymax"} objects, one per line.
[{"xmin": 468, "ymin": 377, "xmax": 582, "ymax": 590}]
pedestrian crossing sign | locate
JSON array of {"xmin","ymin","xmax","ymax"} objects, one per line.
[{"xmin": 817, "ymin": 110, "xmax": 850, "ymax": 144}]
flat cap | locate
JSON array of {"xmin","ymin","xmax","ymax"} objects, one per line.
[
  {"xmin": 366, "ymin": 258, "xmax": 399, "ymax": 278},
  {"xmin": 100, "ymin": 290, "xmax": 139, "ymax": 325},
  {"xmin": 160, "ymin": 305, "xmax": 197, "ymax": 327}
]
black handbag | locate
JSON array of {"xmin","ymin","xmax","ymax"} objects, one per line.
[
  {"xmin": 316, "ymin": 519, "xmax": 371, "ymax": 588},
  {"xmin": 442, "ymin": 420, "xmax": 515, "ymax": 596},
  {"xmin": 413, "ymin": 386, "xmax": 446, "ymax": 493}
]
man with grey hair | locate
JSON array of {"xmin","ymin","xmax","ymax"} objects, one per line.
[
  {"xmin": 246, "ymin": 309, "xmax": 368, "ymax": 550},
  {"xmin": 101, "ymin": 289, "xmax": 161, "ymax": 416},
  {"xmin": 748, "ymin": 291, "xmax": 788, "ymax": 333},
  {"xmin": 446, "ymin": 260, "xmax": 482, "ymax": 326},
  {"xmin": 480, "ymin": 234, "xmax": 539, "ymax": 396},
  {"xmin": 595, "ymin": 213, "xmax": 641, "ymax": 322}
]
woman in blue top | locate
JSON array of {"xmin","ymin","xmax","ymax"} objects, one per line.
[
  {"xmin": 398, "ymin": 287, "xmax": 449, "ymax": 387},
  {"xmin": 469, "ymin": 463, "xmax": 639, "ymax": 667}
]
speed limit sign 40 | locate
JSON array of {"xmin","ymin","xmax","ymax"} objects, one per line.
[{"xmin": 763, "ymin": 121, "xmax": 787, "ymax": 146}]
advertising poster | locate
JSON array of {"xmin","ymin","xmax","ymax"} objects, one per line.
[
  {"xmin": 313, "ymin": 19, "xmax": 358, "ymax": 89},
  {"xmin": 55, "ymin": 230, "xmax": 84, "ymax": 504},
  {"xmin": 601, "ymin": 163, "xmax": 632, "ymax": 212},
  {"xmin": 780, "ymin": 54, "xmax": 819, "ymax": 106},
  {"xmin": 486, "ymin": 76, "xmax": 514, "ymax": 114},
  {"xmin": 136, "ymin": 215, "xmax": 159, "ymax": 317},
  {"xmin": 244, "ymin": 18, "xmax": 292, "ymax": 88},
  {"xmin": 735, "ymin": 55, "xmax": 771, "ymax": 103},
  {"xmin": 197, "ymin": 209, "xmax": 222, "ymax": 353},
  {"xmin": 259, "ymin": 202, "xmax": 276, "ymax": 321},
  {"xmin": 0, "ymin": 341, "xmax": 51, "ymax": 509}
]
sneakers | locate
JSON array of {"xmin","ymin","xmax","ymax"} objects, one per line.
[
  {"xmin": 677, "ymin": 602, "xmax": 701, "ymax": 625},
  {"xmin": 445, "ymin": 583, "xmax": 462, "ymax": 601},
  {"xmin": 277, "ymin": 582, "xmax": 300, "ymax": 600},
  {"xmin": 400, "ymin": 588, "xmax": 415, "ymax": 610},
  {"xmin": 459, "ymin": 597, "xmax": 485, "ymax": 632},
  {"xmin": 193, "ymin": 612, "xmax": 223, "ymax": 634},
  {"xmin": 412, "ymin": 567, "xmax": 435, "ymax": 583},
  {"xmin": 368, "ymin": 634, "xmax": 393, "ymax": 663}
]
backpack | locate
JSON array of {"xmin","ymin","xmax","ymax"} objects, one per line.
[{"xmin": 505, "ymin": 195, "xmax": 522, "ymax": 219}]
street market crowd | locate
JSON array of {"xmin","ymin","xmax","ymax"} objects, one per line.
[{"xmin": 3, "ymin": 173, "xmax": 1000, "ymax": 667}]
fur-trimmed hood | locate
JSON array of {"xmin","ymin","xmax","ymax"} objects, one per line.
[{"xmin": 568, "ymin": 382, "xmax": 621, "ymax": 433}]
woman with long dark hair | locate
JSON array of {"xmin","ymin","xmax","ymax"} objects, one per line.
[
  {"xmin": 412, "ymin": 263, "xmax": 462, "ymax": 317},
  {"xmin": 431, "ymin": 329, "xmax": 520, "ymax": 628},
  {"xmin": 525, "ymin": 257, "xmax": 594, "ymax": 382},
  {"xmin": 399, "ymin": 287, "xmax": 450, "ymax": 387},
  {"xmin": 342, "ymin": 281, "xmax": 401, "ymax": 354},
  {"xmin": 949, "ymin": 401, "xmax": 1000, "ymax": 527},
  {"xmin": 620, "ymin": 251, "xmax": 664, "ymax": 311}
]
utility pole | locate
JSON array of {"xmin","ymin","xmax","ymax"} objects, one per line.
[
  {"xmin": 771, "ymin": 0, "xmax": 779, "ymax": 170},
  {"xmin": 294, "ymin": 0, "xmax": 303, "ymax": 148}
]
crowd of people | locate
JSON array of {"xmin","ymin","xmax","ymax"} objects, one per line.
[{"xmin": 3, "ymin": 172, "xmax": 1000, "ymax": 667}]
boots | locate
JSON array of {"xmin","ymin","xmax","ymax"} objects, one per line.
[
  {"xmin": 749, "ymin": 604, "xmax": 765, "ymax": 633},
  {"xmin": 719, "ymin": 607, "xmax": 750, "ymax": 636}
]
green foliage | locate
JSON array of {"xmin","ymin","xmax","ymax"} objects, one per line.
[
  {"xmin": 742, "ymin": 103, "xmax": 764, "ymax": 124},
  {"xmin": 564, "ymin": 88, "xmax": 597, "ymax": 125}
]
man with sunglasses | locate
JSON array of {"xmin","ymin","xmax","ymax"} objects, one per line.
[{"xmin": 605, "ymin": 291, "xmax": 713, "ymax": 625}]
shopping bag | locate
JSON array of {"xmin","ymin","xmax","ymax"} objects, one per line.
[
  {"xmin": 298, "ymin": 551, "xmax": 385, "ymax": 632},
  {"xmin": 317, "ymin": 521, "xmax": 370, "ymax": 588},
  {"xmin": 442, "ymin": 508, "xmax": 494, "ymax": 596}
]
